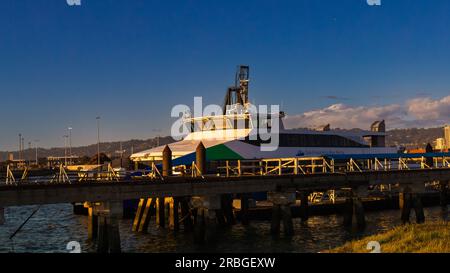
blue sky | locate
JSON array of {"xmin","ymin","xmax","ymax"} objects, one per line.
[{"xmin": 1, "ymin": 0, "xmax": 450, "ymax": 150}]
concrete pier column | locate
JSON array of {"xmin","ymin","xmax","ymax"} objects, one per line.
[
  {"xmin": 87, "ymin": 207, "xmax": 98, "ymax": 241},
  {"xmin": 0, "ymin": 207, "xmax": 5, "ymax": 225},
  {"xmin": 299, "ymin": 192, "xmax": 309, "ymax": 222},
  {"xmin": 196, "ymin": 142, "xmax": 206, "ymax": 175},
  {"xmin": 400, "ymin": 187, "xmax": 412, "ymax": 223},
  {"xmin": 162, "ymin": 145, "xmax": 172, "ymax": 177},
  {"xmin": 268, "ymin": 191, "xmax": 296, "ymax": 237},
  {"xmin": 96, "ymin": 201, "xmax": 122, "ymax": 253}
]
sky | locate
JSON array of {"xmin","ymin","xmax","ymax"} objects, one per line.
[{"xmin": 1, "ymin": 0, "xmax": 450, "ymax": 151}]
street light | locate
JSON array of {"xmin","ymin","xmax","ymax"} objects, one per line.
[
  {"xmin": 96, "ymin": 117, "xmax": 101, "ymax": 166},
  {"xmin": 63, "ymin": 135, "xmax": 69, "ymax": 166},
  {"xmin": 34, "ymin": 140, "xmax": 39, "ymax": 166},
  {"xmin": 68, "ymin": 127, "xmax": 72, "ymax": 165}
]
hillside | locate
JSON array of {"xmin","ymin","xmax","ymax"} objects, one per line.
[{"xmin": 0, "ymin": 127, "xmax": 446, "ymax": 161}]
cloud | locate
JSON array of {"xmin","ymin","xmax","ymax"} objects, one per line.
[
  {"xmin": 322, "ymin": 95, "xmax": 350, "ymax": 101},
  {"xmin": 284, "ymin": 95, "xmax": 450, "ymax": 130}
]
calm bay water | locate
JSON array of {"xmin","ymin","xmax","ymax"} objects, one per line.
[{"xmin": 0, "ymin": 204, "xmax": 446, "ymax": 253}]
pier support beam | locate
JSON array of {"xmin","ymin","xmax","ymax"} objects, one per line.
[
  {"xmin": 299, "ymin": 192, "xmax": 309, "ymax": 222},
  {"xmin": 156, "ymin": 197, "xmax": 166, "ymax": 228},
  {"xmin": 0, "ymin": 207, "xmax": 5, "ymax": 225},
  {"xmin": 87, "ymin": 207, "xmax": 98, "ymax": 241},
  {"xmin": 169, "ymin": 197, "xmax": 180, "ymax": 232},
  {"xmin": 191, "ymin": 195, "xmax": 221, "ymax": 244},
  {"xmin": 440, "ymin": 181, "xmax": 448, "ymax": 221},
  {"xmin": 342, "ymin": 190, "xmax": 366, "ymax": 229},
  {"xmin": 138, "ymin": 198, "xmax": 155, "ymax": 232},
  {"xmin": 180, "ymin": 197, "xmax": 193, "ymax": 231},
  {"xmin": 400, "ymin": 186, "xmax": 425, "ymax": 224},
  {"xmin": 268, "ymin": 191, "xmax": 295, "ymax": 237},
  {"xmin": 240, "ymin": 194, "xmax": 250, "ymax": 225},
  {"xmin": 95, "ymin": 201, "xmax": 122, "ymax": 253},
  {"xmin": 221, "ymin": 194, "xmax": 235, "ymax": 226}
]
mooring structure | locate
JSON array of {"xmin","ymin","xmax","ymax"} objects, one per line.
[{"xmin": 0, "ymin": 144, "xmax": 449, "ymax": 252}]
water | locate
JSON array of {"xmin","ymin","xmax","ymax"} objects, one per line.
[{"xmin": 0, "ymin": 204, "xmax": 446, "ymax": 253}]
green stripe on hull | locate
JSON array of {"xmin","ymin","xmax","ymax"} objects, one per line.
[{"xmin": 206, "ymin": 144, "xmax": 244, "ymax": 161}]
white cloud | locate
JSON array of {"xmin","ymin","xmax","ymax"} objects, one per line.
[{"xmin": 284, "ymin": 95, "xmax": 450, "ymax": 130}]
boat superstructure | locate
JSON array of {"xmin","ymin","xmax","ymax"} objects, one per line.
[{"xmin": 131, "ymin": 66, "xmax": 397, "ymax": 165}]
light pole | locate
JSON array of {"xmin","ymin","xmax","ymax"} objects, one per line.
[
  {"xmin": 68, "ymin": 127, "xmax": 72, "ymax": 165},
  {"xmin": 96, "ymin": 117, "xmax": 101, "ymax": 166},
  {"xmin": 18, "ymin": 134, "xmax": 22, "ymax": 160},
  {"xmin": 63, "ymin": 135, "xmax": 68, "ymax": 166},
  {"xmin": 34, "ymin": 140, "xmax": 39, "ymax": 166}
]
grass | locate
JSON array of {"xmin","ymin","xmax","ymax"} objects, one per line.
[{"xmin": 326, "ymin": 222, "xmax": 450, "ymax": 253}]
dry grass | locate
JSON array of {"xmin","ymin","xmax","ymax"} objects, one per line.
[{"xmin": 326, "ymin": 222, "xmax": 450, "ymax": 253}]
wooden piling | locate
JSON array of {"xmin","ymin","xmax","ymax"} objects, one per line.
[
  {"xmin": 413, "ymin": 194, "xmax": 425, "ymax": 224},
  {"xmin": 440, "ymin": 182, "xmax": 448, "ymax": 221},
  {"xmin": 132, "ymin": 198, "xmax": 146, "ymax": 232},
  {"xmin": 97, "ymin": 216, "xmax": 108, "ymax": 253},
  {"xmin": 107, "ymin": 216, "xmax": 121, "ymax": 253},
  {"xmin": 240, "ymin": 195, "xmax": 250, "ymax": 225},
  {"xmin": 138, "ymin": 198, "xmax": 155, "ymax": 232},
  {"xmin": 343, "ymin": 197, "xmax": 353, "ymax": 227},
  {"xmin": 169, "ymin": 197, "xmax": 180, "ymax": 231},
  {"xmin": 299, "ymin": 192, "xmax": 309, "ymax": 222},
  {"xmin": 194, "ymin": 208, "xmax": 206, "ymax": 244},
  {"xmin": 180, "ymin": 198, "xmax": 193, "ymax": 231},
  {"xmin": 162, "ymin": 145, "xmax": 172, "ymax": 177},
  {"xmin": 353, "ymin": 198, "xmax": 366, "ymax": 229},
  {"xmin": 0, "ymin": 207, "xmax": 5, "ymax": 225},
  {"xmin": 222, "ymin": 194, "xmax": 236, "ymax": 226},
  {"xmin": 156, "ymin": 197, "xmax": 166, "ymax": 228},
  {"xmin": 281, "ymin": 205, "xmax": 294, "ymax": 236},
  {"xmin": 270, "ymin": 204, "xmax": 281, "ymax": 236},
  {"xmin": 400, "ymin": 190, "xmax": 412, "ymax": 224},
  {"xmin": 87, "ymin": 207, "xmax": 98, "ymax": 241},
  {"xmin": 196, "ymin": 142, "xmax": 206, "ymax": 175}
]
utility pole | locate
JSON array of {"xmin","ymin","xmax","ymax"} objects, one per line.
[{"xmin": 96, "ymin": 117, "xmax": 101, "ymax": 166}]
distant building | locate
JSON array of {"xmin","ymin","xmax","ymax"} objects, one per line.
[
  {"xmin": 445, "ymin": 125, "xmax": 450, "ymax": 148},
  {"xmin": 435, "ymin": 138, "xmax": 446, "ymax": 150},
  {"xmin": 8, "ymin": 153, "xmax": 14, "ymax": 161}
]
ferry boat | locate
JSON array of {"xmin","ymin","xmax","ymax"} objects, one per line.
[{"xmin": 130, "ymin": 66, "xmax": 398, "ymax": 166}]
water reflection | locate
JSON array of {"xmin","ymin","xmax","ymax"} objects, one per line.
[{"xmin": 0, "ymin": 204, "xmax": 446, "ymax": 253}]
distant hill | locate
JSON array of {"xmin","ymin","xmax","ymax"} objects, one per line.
[
  {"xmin": 385, "ymin": 127, "xmax": 444, "ymax": 148},
  {"xmin": 0, "ymin": 127, "xmax": 445, "ymax": 161},
  {"xmin": 0, "ymin": 136, "xmax": 176, "ymax": 162}
]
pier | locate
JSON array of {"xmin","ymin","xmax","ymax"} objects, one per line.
[{"xmin": 0, "ymin": 144, "xmax": 449, "ymax": 252}]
